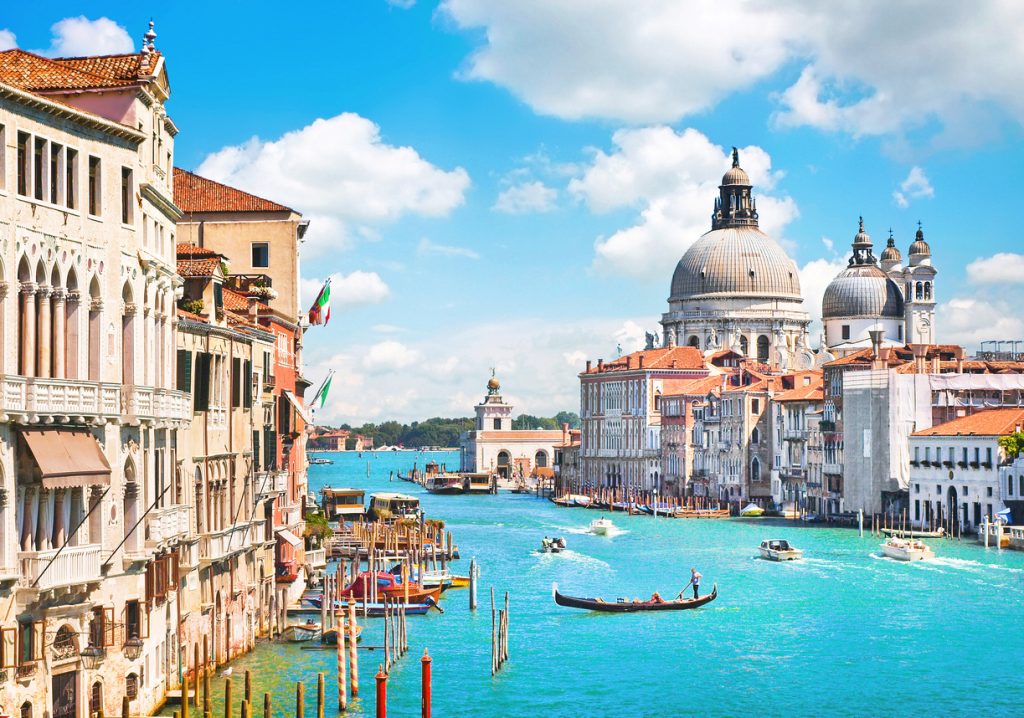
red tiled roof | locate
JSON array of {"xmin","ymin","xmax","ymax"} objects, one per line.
[
  {"xmin": 477, "ymin": 431, "xmax": 565, "ymax": 440},
  {"xmin": 176, "ymin": 257, "xmax": 221, "ymax": 278},
  {"xmin": 174, "ymin": 168, "xmax": 292, "ymax": 213},
  {"xmin": 0, "ymin": 49, "xmax": 150, "ymax": 93},
  {"xmin": 176, "ymin": 308, "xmax": 205, "ymax": 322},
  {"xmin": 775, "ymin": 383, "xmax": 824, "ymax": 402},
  {"xmin": 659, "ymin": 376, "xmax": 723, "ymax": 398},
  {"xmin": 912, "ymin": 408, "xmax": 1024, "ymax": 437},
  {"xmin": 176, "ymin": 243, "xmax": 220, "ymax": 258},
  {"xmin": 222, "ymin": 287, "xmax": 266, "ymax": 313},
  {"xmin": 584, "ymin": 347, "xmax": 707, "ymax": 374}
]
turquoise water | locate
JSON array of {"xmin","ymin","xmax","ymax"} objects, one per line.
[{"xmin": 203, "ymin": 450, "xmax": 1024, "ymax": 717}]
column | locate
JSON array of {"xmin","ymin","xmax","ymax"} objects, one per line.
[
  {"xmin": 52, "ymin": 289, "xmax": 66, "ymax": 379},
  {"xmin": 52, "ymin": 489, "xmax": 65, "ymax": 547},
  {"xmin": 36, "ymin": 286, "xmax": 52, "ymax": 378},
  {"xmin": 64, "ymin": 291, "xmax": 81, "ymax": 379},
  {"xmin": 20, "ymin": 283, "xmax": 36, "ymax": 377},
  {"xmin": 0, "ymin": 282, "xmax": 8, "ymax": 375},
  {"xmin": 122, "ymin": 303, "xmax": 137, "ymax": 386},
  {"xmin": 143, "ymin": 305, "xmax": 153, "ymax": 386},
  {"xmin": 88, "ymin": 299, "xmax": 102, "ymax": 381}
]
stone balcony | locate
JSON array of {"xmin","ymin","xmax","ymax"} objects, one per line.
[
  {"xmin": 199, "ymin": 523, "xmax": 254, "ymax": 565},
  {"xmin": 122, "ymin": 385, "xmax": 192, "ymax": 425},
  {"xmin": 783, "ymin": 428, "xmax": 808, "ymax": 441},
  {"xmin": 0, "ymin": 376, "xmax": 120, "ymax": 423},
  {"xmin": 145, "ymin": 504, "xmax": 191, "ymax": 549},
  {"xmin": 255, "ymin": 470, "xmax": 288, "ymax": 501},
  {"xmin": 19, "ymin": 543, "xmax": 102, "ymax": 591}
]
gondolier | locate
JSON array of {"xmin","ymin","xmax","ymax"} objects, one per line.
[{"xmin": 688, "ymin": 567, "xmax": 702, "ymax": 599}]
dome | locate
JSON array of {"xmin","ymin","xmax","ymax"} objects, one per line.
[
  {"xmin": 721, "ymin": 146, "xmax": 750, "ymax": 186},
  {"xmin": 670, "ymin": 227, "xmax": 802, "ymax": 301},
  {"xmin": 880, "ymin": 233, "xmax": 901, "ymax": 263},
  {"xmin": 822, "ymin": 265, "xmax": 905, "ymax": 319},
  {"xmin": 909, "ymin": 225, "xmax": 930, "ymax": 256},
  {"xmin": 487, "ymin": 376, "xmax": 500, "ymax": 392}
]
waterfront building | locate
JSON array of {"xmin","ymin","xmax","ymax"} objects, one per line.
[
  {"xmin": 308, "ymin": 428, "xmax": 373, "ymax": 452},
  {"xmin": 659, "ymin": 149, "xmax": 811, "ymax": 367},
  {"xmin": 908, "ymin": 408, "xmax": 1024, "ymax": 529},
  {"xmin": 578, "ymin": 347, "xmax": 711, "ymax": 493},
  {"xmin": 552, "ymin": 425, "xmax": 581, "ymax": 494},
  {"xmin": 0, "ymin": 31, "xmax": 193, "ymax": 718},
  {"xmin": 1000, "ymin": 454, "xmax": 1024, "ymax": 524},
  {"xmin": 822, "ymin": 221, "xmax": 939, "ymax": 356},
  {"xmin": 657, "ymin": 376, "xmax": 721, "ymax": 497},
  {"xmin": 458, "ymin": 374, "xmax": 564, "ymax": 480},
  {"xmin": 770, "ymin": 374, "xmax": 824, "ymax": 513},
  {"xmin": 715, "ymin": 370, "xmax": 778, "ymax": 508}
]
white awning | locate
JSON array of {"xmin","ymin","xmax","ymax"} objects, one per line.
[
  {"xmin": 283, "ymin": 390, "xmax": 314, "ymax": 425},
  {"xmin": 275, "ymin": 529, "xmax": 302, "ymax": 547}
]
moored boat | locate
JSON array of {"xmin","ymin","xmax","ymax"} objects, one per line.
[
  {"xmin": 881, "ymin": 527, "xmax": 945, "ymax": 539},
  {"xmin": 424, "ymin": 474, "xmax": 465, "ymax": 495},
  {"xmin": 880, "ymin": 536, "xmax": 934, "ymax": 561},
  {"xmin": 552, "ymin": 583, "xmax": 717, "ymax": 612},
  {"xmin": 281, "ymin": 620, "xmax": 321, "ymax": 642},
  {"xmin": 758, "ymin": 539, "xmax": 803, "ymax": 561},
  {"xmin": 340, "ymin": 570, "xmax": 443, "ymax": 604},
  {"xmin": 671, "ymin": 507, "xmax": 731, "ymax": 519},
  {"xmin": 740, "ymin": 503, "xmax": 765, "ymax": 517},
  {"xmin": 588, "ymin": 518, "xmax": 614, "ymax": 535},
  {"xmin": 320, "ymin": 624, "xmax": 363, "ymax": 645}
]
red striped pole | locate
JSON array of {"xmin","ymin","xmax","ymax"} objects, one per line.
[
  {"xmin": 420, "ymin": 649, "xmax": 432, "ymax": 718},
  {"xmin": 375, "ymin": 666, "xmax": 387, "ymax": 718}
]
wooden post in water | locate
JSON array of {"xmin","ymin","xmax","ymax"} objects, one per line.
[
  {"xmin": 469, "ymin": 558, "xmax": 478, "ymax": 610},
  {"xmin": 316, "ymin": 673, "xmax": 324, "ymax": 718},
  {"xmin": 203, "ymin": 658, "xmax": 212, "ymax": 716},
  {"xmin": 263, "ymin": 694, "xmax": 271, "ymax": 718},
  {"xmin": 383, "ymin": 599, "xmax": 391, "ymax": 673},
  {"xmin": 224, "ymin": 678, "xmax": 233, "ymax": 718},
  {"xmin": 503, "ymin": 591, "xmax": 510, "ymax": 663},
  {"xmin": 490, "ymin": 587, "xmax": 496, "ymax": 676},
  {"xmin": 193, "ymin": 644, "xmax": 201, "ymax": 708},
  {"xmin": 420, "ymin": 649, "xmax": 431, "ymax": 718},
  {"xmin": 337, "ymin": 607, "xmax": 348, "ymax": 711},
  {"xmin": 295, "ymin": 682, "xmax": 304, "ymax": 718},
  {"xmin": 183, "ymin": 672, "xmax": 191, "ymax": 718},
  {"xmin": 858, "ymin": 509, "xmax": 864, "ymax": 538},
  {"xmin": 244, "ymin": 671, "xmax": 252, "ymax": 706},
  {"xmin": 375, "ymin": 666, "xmax": 387, "ymax": 718}
]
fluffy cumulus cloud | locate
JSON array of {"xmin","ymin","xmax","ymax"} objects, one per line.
[
  {"xmin": 416, "ymin": 238, "xmax": 480, "ymax": 260},
  {"xmin": 493, "ymin": 180, "xmax": 558, "ymax": 214},
  {"xmin": 937, "ymin": 297, "xmax": 1024, "ymax": 348},
  {"xmin": 893, "ymin": 166, "xmax": 935, "ymax": 208},
  {"xmin": 44, "ymin": 17, "xmax": 134, "ymax": 56},
  {"xmin": 569, "ymin": 128, "xmax": 797, "ymax": 278},
  {"xmin": 441, "ymin": 1, "xmax": 1024, "ymax": 140},
  {"xmin": 0, "ymin": 29, "xmax": 16, "ymax": 50},
  {"xmin": 300, "ymin": 270, "xmax": 391, "ymax": 312},
  {"xmin": 197, "ymin": 113, "xmax": 470, "ymax": 255},
  {"xmin": 966, "ymin": 253, "xmax": 1024, "ymax": 285},
  {"xmin": 797, "ymin": 256, "xmax": 849, "ymax": 336},
  {"xmin": 306, "ymin": 316, "xmax": 650, "ymax": 423}
]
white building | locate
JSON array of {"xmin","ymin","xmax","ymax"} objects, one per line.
[{"xmin": 909, "ymin": 408, "xmax": 1024, "ymax": 530}]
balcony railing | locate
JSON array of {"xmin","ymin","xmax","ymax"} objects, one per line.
[
  {"xmin": 19, "ymin": 544, "xmax": 102, "ymax": 591},
  {"xmin": 199, "ymin": 524, "xmax": 253, "ymax": 564},
  {"xmin": 781, "ymin": 467, "xmax": 807, "ymax": 479},
  {"xmin": 305, "ymin": 548, "xmax": 326, "ymax": 569},
  {"xmin": 823, "ymin": 462, "xmax": 842, "ymax": 475},
  {"xmin": 1, "ymin": 376, "xmax": 121, "ymax": 422},
  {"xmin": 783, "ymin": 429, "xmax": 807, "ymax": 441},
  {"xmin": 146, "ymin": 504, "xmax": 191, "ymax": 548},
  {"xmin": 122, "ymin": 386, "xmax": 192, "ymax": 423},
  {"xmin": 256, "ymin": 471, "xmax": 288, "ymax": 500}
]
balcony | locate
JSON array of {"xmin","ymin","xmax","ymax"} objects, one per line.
[
  {"xmin": 199, "ymin": 523, "xmax": 254, "ymax": 565},
  {"xmin": 1, "ymin": 376, "xmax": 120, "ymax": 423},
  {"xmin": 823, "ymin": 462, "xmax": 842, "ymax": 475},
  {"xmin": 250, "ymin": 519, "xmax": 269, "ymax": 544},
  {"xmin": 820, "ymin": 420, "xmax": 836, "ymax": 432},
  {"xmin": 305, "ymin": 548, "xmax": 326, "ymax": 569},
  {"xmin": 781, "ymin": 467, "xmax": 807, "ymax": 480},
  {"xmin": 783, "ymin": 428, "xmax": 807, "ymax": 441},
  {"xmin": 122, "ymin": 386, "xmax": 192, "ymax": 424},
  {"xmin": 19, "ymin": 544, "xmax": 102, "ymax": 591},
  {"xmin": 145, "ymin": 504, "xmax": 191, "ymax": 549},
  {"xmin": 256, "ymin": 470, "xmax": 288, "ymax": 500},
  {"xmin": 263, "ymin": 375, "xmax": 276, "ymax": 392}
]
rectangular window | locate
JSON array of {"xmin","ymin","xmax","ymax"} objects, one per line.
[
  {"xmin": 985, "ymin": 447, "xmax": 992, "ymax": 465},
  {"xmin": 65, "ymin": 148, "xmax": 78, "ymax": 209},
  {"xmin": 251, "ymin": 242, "xmax": 269, "ymax": 268},
  {"xmin": 493, "ymin": 418, "xmax": 501, "ymax": 430},
  {"xmin": 841, "ymin": 325, "xmax": 851, "ymax": 340},
  {"xmin": 33, "ymin": 137, "xmax": 46, "ymax": 200},
  {"xmin": 121, "ymin": 167, "xmax": 134, "ymax": 224},
  {"xmin": 962, "ymin": 447, "xmax": 968, "ymax": 464},
  {"xmin": 752, "ymin": 399, "xmax": 760, "ymax": 413},
  {"xmin": 49, "ymin": 142, "xmax": 63, "ymax": 204},
  {"xmin": 974, "ymin": 447, "xmax": 980, "ymax": 464},
  {"xmin": 1011, "ymin": 476, "xmax": 1016, "ymax": 497},
  {"xmin": 213, "ymin": 283, "xmax": 223, "ymax": 313},
  {"xmin": 88, "ymin": 156, "xmax": 102, "ymax": 215},
  {"xmin": 914, "ymin": 446, "xmax": 919, "ymax": 461},
  {"xmin": 987, "ymin": 487, "xmax": 993, "ymax": 497},
  {"xmin": 125, "ymin": 600, "xmax": 143, "ymax": 640},
  {"xmin": 16, "ymin": 131, "xmax": 30, "ymax": 195},
  {"xmin": 914, "ymin": 499, "xmax": 920, "ymax": 521}
]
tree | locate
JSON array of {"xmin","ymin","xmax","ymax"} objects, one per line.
[
  {"xmin": 554, "ymin": 411, "xmax": 581, "ymax": 429},
  {"xmin": 999, "ymin": 432, "xmax": 1024, "ymax": 460}
]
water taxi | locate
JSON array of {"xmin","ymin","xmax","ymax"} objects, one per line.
[
  {"xmin": 424, "ymin": 474, "xmax": 465, "ymax": 495},
  {"xmin": 758, "ymin": 539, "xmax": 803, "ymax": 561},
  {"xmin": 321, "ymin": 487, "xmax": 366, "ymax": 522},
  {"xmin": 368, "ymin": 492, "xmax": 420, "ymax": 521},
  {"xmin": 540, "ymin": 537, "xmax": 567, "ymax": 553},
  {"xmin": 588, "ymin": 518, "xmax": 614, "ymax": 535},
  {"xmin": 881, "ymin": 536, "xmax": 934, "ymax": 561}
]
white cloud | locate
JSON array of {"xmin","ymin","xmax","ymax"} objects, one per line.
[
  {"xmin": 937, "ymin": 297, "xmax": 1024, "ymax": 348},
  {"xmin": 441, "ymin": 1, "xmax": 1024, "ymax": 140},
  {"xmin": 305, "ymin": 316, "xmax": 647, "ymax": 423},
  {"xmin": 300, "ymin": 271, "xmax": 391, "ymax": 312},
  {"xmin": 197, "ymin": 113, "xmax": 470, "ymax": 255},
  {"xmin": 569, "ymin": 128, "xmax": 797, "ymax": 278},
  {"xmin": 798, "ymin": 256, "xmax": 849, "ymax": 340},
  {"xmin": 0, "ymin": 29, "xmax": 16, "ymax": 51},
  {"xmin": 493, "ymin": 181, "xmax": 557, "ymax": 214},
  {"xmin": 893, "ymin": 166, "xmax": 935, "ymax": 208},
  {"xmin": 43, "ymin": 17, "xmax": 133, "ymax": 56},
  {"xmin": 416, "ymin": 238, "xmax": 480, "ymax": 260},
  {"xmin": 966, "ymin": 253, "xmax": 1024, "ymax": 285}
]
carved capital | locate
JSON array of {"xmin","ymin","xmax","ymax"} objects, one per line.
[
  {"xmin": 123, "ymin": 302, "xmax": 138, "ymax": 316},
  {"xmin": 66, "ymin": 291, "xmax": 82, "ymax": 305},
  {"xmin": 21, "ymin": 282, "xmax": 38, "ymax": 296},
  {"xmin": 36, "ymin": 285, "xmax": 53, "ymax": 299}
]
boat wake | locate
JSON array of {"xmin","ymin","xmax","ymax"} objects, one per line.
[
  {"xmin": 556, "ymin": 525, "xmax": 630, "ymax": 538},
  {"xmin": 531, "ymin": 550, "xmax": 611, "ymax": 572}
]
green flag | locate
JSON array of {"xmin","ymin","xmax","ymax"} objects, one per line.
[{"xmin": 313, "ymin": 373, "xmax": 333, "ymax": 409}]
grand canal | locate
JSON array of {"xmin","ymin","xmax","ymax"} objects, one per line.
[{"xmin": 194, "ymin": 451, "xmax": 1024, "ymax": 717}]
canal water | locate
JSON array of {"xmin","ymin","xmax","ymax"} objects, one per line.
[{"xmin": 195, "ymin": 450, "xmax": 1024, "ymax": 717}]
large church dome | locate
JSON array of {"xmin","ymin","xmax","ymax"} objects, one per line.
[{"xmin": 822, "ymin": 219, "xmax": 904, "ymax": 319}]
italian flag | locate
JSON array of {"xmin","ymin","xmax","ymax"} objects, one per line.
[
  {"xmin": 308, "ymin": 278, "xmax": 331, "ymax": 326},
  {"xmin": 312, "ymin": 372, "xmax": 333, "ymax": 409}
]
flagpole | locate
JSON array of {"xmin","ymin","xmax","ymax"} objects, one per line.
[{"xmin": 310, "ymin": 370, "xmax": 335, "ymax": 413}]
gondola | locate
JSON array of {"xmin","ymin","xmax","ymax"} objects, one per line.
[{"xmin": 552, "ymin": 583, "xmax": 717, "ymax": 612}]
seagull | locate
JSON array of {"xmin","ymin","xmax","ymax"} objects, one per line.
[{"xmin": 220, "ymin": 667, "xmax": 233, "ymax": 677}]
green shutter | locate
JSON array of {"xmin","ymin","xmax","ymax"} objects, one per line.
[
  {"xmin": 253, "ymin": 430, "xmax": 261, "ymax": 472},
  {"xmin": 194, "ymin": 353, "xmax": 212, "ymax": 412},
  {"xmin": 176, "ymin": 350, "xmax": 193, "ymax": 393},
  {"xmin": 244, "ymin": 360, "xmax": 253, "ymax": 408},
  {"xmin": 231, "ymin": 357, "xmax": 242, "ymax": 408}
]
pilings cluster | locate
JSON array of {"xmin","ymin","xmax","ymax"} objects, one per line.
[{"xmin": 490, "ymin": 588, "xmax": 510, "ymax": 676}]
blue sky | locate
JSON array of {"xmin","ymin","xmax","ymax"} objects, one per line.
[{"xmin": 4, "ymin": 2, "xmax": 1023, "ymax": 423}]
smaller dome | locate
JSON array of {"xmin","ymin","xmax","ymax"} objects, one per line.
[
  {"xmin": 908, "ymin": 224, "xmax": 930, "ymax": 256},
  {"xmin": 880, "ymin": 232, "xmax": 901, "ymax": 263},
  {"xmin": 720, "ymin": 146, "xmax": 750, "ymax": 186},
  {"xmin": 822, "ymin": 265, "xmax": 905, "ymax": 319},
  {"xmin": 853, "ymin": 217, "xmax": 871, "ymax": 249},
  {"xmin": 487, "ymin": 376, "xmax": 500, "ymax": 391}
]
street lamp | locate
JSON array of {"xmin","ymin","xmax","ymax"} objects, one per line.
[
  {"xmin": 124, "ymin": 635, "xmax": 143, "ymax": 661},
  {"xmin": 80, "ymin": 642, "xmax": 103, "ymax": 670}
]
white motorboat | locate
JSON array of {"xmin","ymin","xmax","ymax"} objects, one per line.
[
  {"xmin": 588, "ymin": 518, "xmax": 615, "ymax": 535},
  {"xmin": 540, "ymin": 537, "xmax": 567, "ymax": 553},
  {"xmin": 880, "ymin": 536, "xmax": 934, "ymax": 561},
  {"xmin": 740, "ymin": 503, "xmax": 765, "ymax": 517},
  {"xmin": 758, "ymin": 539, "xmax": 803, "ymax": 561}
]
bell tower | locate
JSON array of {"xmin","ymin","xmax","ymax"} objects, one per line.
[
  {"xmin": 902, "ymin": 223, "xmax": 937, "ymax": 344},
  {"xmin": 475, "ymin": 370, "xmax": 514, "ymax": 431}
]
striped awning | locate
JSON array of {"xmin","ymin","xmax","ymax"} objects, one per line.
[{"xmin": 21, "ymin": 428, "xmax": 111, "ymax": 489}]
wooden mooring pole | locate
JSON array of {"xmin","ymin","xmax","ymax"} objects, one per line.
[
  {"xmin": 337, "ymin": 607, "xmax": 348, "ymax": 711},
  {"xmin": 316, "ymin": 673, "xmax": 324, "ymax": 718},
  {"xmin": 295, "ymin": 681, "xmax": 304, "ymax": 718},
  {"xmin": 224, "ymin": 678, "xmax": 233, "ymax": 718},
  {"xmin": 348, "ymin": 601, "xmax": 360, "ymax": 698}
]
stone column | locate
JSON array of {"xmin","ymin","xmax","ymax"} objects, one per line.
[
  {"xmin": 52, "ymin": 489, "xmax": 65, "ymax": 547},
  {"xmin": 64, "ymin": 291, "xmax": 81, "ymax": 380},
  {"xmin": 0, "ymin": 282, "xmax": 8, "ymax": 375},
  {"xmin": 52, "ymin": 289, "xmax": 66, "ymax": 379},
  {"xmin": 20, "ymin": 283, "xmax": 37, "ymax": 378},
  {"xmin": 36, "ymin": 286, "xmax": 52, "ymax": 379},
  {"xmin": 122, "ymin": 302, "xmax": 137, "ymax": 386},
  {"xmin": 88, "ymin": 298, "xmax": 103, "ymax": 381}
]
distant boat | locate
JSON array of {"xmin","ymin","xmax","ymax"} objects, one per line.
[
  {"xmin": 281, "ymin": 621, "xmax": 321, "ymax": 642},
  {"xmin": 880, "ymin": 536, "xmax": 934, "ymax": 561},
  {"xmin": 309, "ymin": 457, "xmax": 333, "ymax": 465},
  {"xmin": 553, "ymin": 583, "xmax": 718, "ymax": 612},
  {"xmin": 588, "ymin": 518, "xmax": 614, "ymax": 535},
  {"xmin": 540, "ymin": 537, "xmax": 567, "ymax": 553},
  {"xmin": 740, "ymin": 503, "xmax": 765, "ymax": 517},
  {"xmin": 759, "ymin": 539, "xmax": 803, "ymax": 561}
]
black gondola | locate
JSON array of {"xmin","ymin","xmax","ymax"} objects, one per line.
[{"xmin": 552, "ymin": 583, "xmax": 717, "ymax": 612}]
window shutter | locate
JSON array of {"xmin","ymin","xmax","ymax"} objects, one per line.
[
  {"xmin": 244, "ymin": 360, "xmax": 253, "ymax": 408},
  {"xmin": 231, "ymin": 357, "xmax": 241, "ymax": 408},
  {"xmin": 253, "ymin": 431, "xmax": 261, "ymax": 472},
  {"xmin": 31, "ymin": 620, "xmax": 44, "ymax": 661},
  {"xmin": 170, "ymin": 551, "xmax": 180, "ymax": 590},
  {"xmin": 263, "ymin": 428, "xmax": 275, "ymax": 469},
  {"xmin": 176, "ymin": 350, "xmax": 193, "ymax": 393},
  {"xmin": 0, "ymin": 627, "xmax": 16, "ymax": 668},
  {"xmin": 103, "ymin": 607, "xmax": 114, "ymax": 647},
  {"xmin": 194, "ymin": 353, "xmax": 212, "ymax": 411}
]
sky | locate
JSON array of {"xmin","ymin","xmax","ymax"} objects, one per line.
[{"xmin": 4, "ymin": 2, "xmax": 1024, "ymax": 423}]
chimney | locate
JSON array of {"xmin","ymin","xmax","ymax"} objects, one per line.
[
  {"xmin": 586, "ymin": 360, "xmax": 592, "ymax": 373},
  {"xmin": 639, "ymin": 355, "xmax": 645, "ymax": 369},
  {"xmin": 868, "ymin": 329, "xmax": 884, "ymax": 370},
  {"xmin": 954, "ymin": 345, "xmax": 964, "ymax": 374},
  {"xmin": 931, "ymin": 355, "xmax": 940, "ymax": 375},
  {"xmin": 671, "ymin": 360, "xmax": 677, "ymax": 368},
  {"xmin": 911, "ymin": 344, "xmax": 927, "ymax": 374},
  {"xmin": 626, "ymin": 356, "xmax": 633, "ymax": 369},
  {"xmin": 597, "ymin": 359, "xmax": 604, "ymax": 372},
  {"xmin": 562, "ymin": 423, "xmax": 569, "ymax": 444},
  {"xmin": 247, "ymin": 296, "xmax": 260, "ymax": 321}
]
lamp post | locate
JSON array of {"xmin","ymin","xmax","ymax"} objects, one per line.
[
  {"xmin": 652, "ymin": 487, "xmax": 659, "ymax": 518},
  {"xmin": 124, "ymin": 635, "xmax": 143, "ymax": 661}
]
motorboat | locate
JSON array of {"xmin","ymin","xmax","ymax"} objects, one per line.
[
  {"xmin": 588, "ymin": 518, "xmax": 615, "ymax": 535},
  {"xmin": 882, "ymin": 526, "xmax": 945, "ymax": 539},
  {"xmin": 424, "ymin": 474, "xmax": 465, "ymax": 495},
  {"xmin": 540, "ymin": 537, "xmax": 567, "ymax": 553},
  {"xmin": 309, "ymin": 457, "xmax": 334, "ymax": 465},
  {"xmin": 280, "ymin": 620, "xmax": 321, "ymax": 642},
  {"xmin": 880, "ymin": 536, "xmax": 934, "ymax": 561},
  {"xmin": 759, "ymin": 539, "xmax": 803, "ymax": 561},
  {"xmin": 740, "ymin": 503, "xmax": 765, "ymax": 517}
]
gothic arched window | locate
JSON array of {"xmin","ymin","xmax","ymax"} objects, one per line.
[{"xmin": 916, "ymin": 282, "xmax": 923, "ymax": 300}]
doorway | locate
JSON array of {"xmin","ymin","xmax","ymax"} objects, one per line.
[{"xmin": 52, "ymin": 671, "xmax": 77, "ymax": 718}]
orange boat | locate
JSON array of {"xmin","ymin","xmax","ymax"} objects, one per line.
[{"xmin": 341, "ymin": 571, "xmax": 442, "ymax": 604}]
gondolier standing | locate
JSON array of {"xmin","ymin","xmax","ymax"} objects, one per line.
[{"xmin": 687, "ymin": 567, "xmax": 702, "ymax": 599}]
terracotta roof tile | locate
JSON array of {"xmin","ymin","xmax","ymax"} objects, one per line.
[
  {"xmin": 176, "ymin": 257, "xmax": 221, "ymax": 278},
  {"xmin": 584, "ymin": 347, "xmax": 707, "ymax": 374},
  {"xmin": 174, "ymin": 168, "xmax": 293, "ymax": 213},
  {"xmin": 912, "ymin": 408, "xmax": 1024, "ymax": 437},
  {"xmin": 222, "ymin": 287, "xmax": 266, "ymax": 313},
  {"xmin": 176, "ymin": 243, "xmax": 220, "ymax": 258},
  {"xmin": 774, "ymin": 382, "xmax": 824, "ymax": 402},
  {"xmin": 176, "ymin": 308, "xmax": 206, "ymax": 322},
  {"xmin": 659, "ymin": 376, "xmax": 723, "ymax": 397},
  {"xmin": 0, "ymin": 49, "xmax": 149, "ymax": 93}
]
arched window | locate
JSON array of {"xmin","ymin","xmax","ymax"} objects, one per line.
[
  {"xmin": 88, "ymin": 276, "xmax": 101, "ymax": 380},
  {"xmin": 21, "ymin": 701, "xmax": 32, "ymax": 718},
  {"xmin": 534, "ymin": 451, "xmax": 548, "ymax": 468},
  {"xmin": 739, "ymin": 336, "xmax": 749, "ymax": 356},
  {"xmin": 90, "ymin": 682, "xmax": 103, "ymax": 718},
  {"xmin": 924, "ymin": 282, "xmax": 932, "ymax": 300},
  {"xmin": 751, "ymin": 457, "xmax": 761, "ymax": 483},
  {"xmin": 915, "ymin": 282, "xmax": 923, "ymax": 300},
  {"xmin": 53, "ymin": 624, "xmax": 77, "ymax": 659},
  {"xmin": 687, "ymin": 335, "xmax": 700, "ymax": 348},
  {"xmin": 751, "ymin": 427, "xmax": 760, "ymax": 445},
  {"xmin": 121, "ymin": 282, "xmax": 136, "ymax": 385},
  {"xmin": 757, "ymin": 335, "xmax": 770, "ymax": 363},
  {"xmin": 125, "ymin": 673, "xmax": 138, "ymax": 700},
  {"xmin": 65, "ymin": 268, "xmax": 80, "ymax": 379}
]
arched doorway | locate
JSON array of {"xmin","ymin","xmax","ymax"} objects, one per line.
[
  {"xmin": 739, "ymin": 335, "xmax": 748, "ymax": 356},
  {"xmin": 496, "ymin": 451, "xmax": 510, "ymax": 480},
  {"xmin": 687, "ymin": 335, "xmax": 700, "ymax": 348},
  {"xmin": 947, "ymin": 486, "xmax": 958, "ymax": 529}
]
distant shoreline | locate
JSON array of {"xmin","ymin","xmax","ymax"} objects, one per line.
[{"xmin": 307, "ymin": 448, "xmax": 458, "ymax": 453}]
